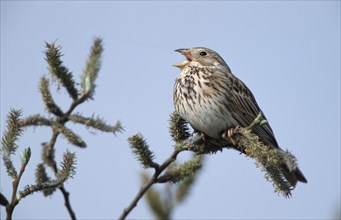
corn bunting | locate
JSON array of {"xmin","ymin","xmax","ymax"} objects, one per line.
[{"xmin": 173, "ymin": 47, "xmax": 307, "ymax": 185}]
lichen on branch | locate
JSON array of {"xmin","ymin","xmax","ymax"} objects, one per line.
[{"xmin": 169, "ymin": 111, "xmax": 301, "ymax": 197}]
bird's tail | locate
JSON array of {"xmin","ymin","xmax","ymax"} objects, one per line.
[
  {"xmin": 261, "ymin": 149, "xmax": 307, "ymax": 196},
  {"xmin": 293, "ymin": 167, "xmax": 308, "ymax": 184},
  {"xmin": 280, "ymin": 156, "xmax": 308, "ymax": 188}
]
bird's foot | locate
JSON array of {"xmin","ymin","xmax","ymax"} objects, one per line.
[
  {"xmin": 200, "ymin": 132, "xmax": 208, "ymax": 142},
  {"xmin": 190, "ymin": 132, "xmax": 208, "ymax": 145},
  {"xmin": 222, "ymin": 125, "xmax": 241, "ymax": 145}
]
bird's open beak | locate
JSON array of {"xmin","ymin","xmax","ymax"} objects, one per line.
[
  {"xmin": 173, "ymin": 60, "xmax": 189, "ymax": 69},
  {"xmin": 175, "ymin": 48, "xmax": 188, "ymax": 54},
  {"xmin": 173, "ymin": 48, "xmax": 192, "ymax": 69},
  {"xmin": 175, "ymin": 48, "xmax": 192, "ymax": 61}
]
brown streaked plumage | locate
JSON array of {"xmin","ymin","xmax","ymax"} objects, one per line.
[{"xmin": 173, "ymin": 47, "xmax": 307, "ymax": 185}]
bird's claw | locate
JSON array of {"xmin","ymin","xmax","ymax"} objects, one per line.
[
  {"xmin": 190, "ymin": 132, "xmax": 208, "ymax": 145},
  {"xmin": 222, "ymin": 125, "xmax": 241, "ymax": 145},
  {"xmin": 200, "ymin": 132, "xmax": 208, "ymax": 142}
]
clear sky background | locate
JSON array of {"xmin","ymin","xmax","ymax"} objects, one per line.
[{"xmin": 1, "ymin": 1, "xmax": 340, "ymax": 219}]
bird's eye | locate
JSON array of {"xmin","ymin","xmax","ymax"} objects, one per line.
[{"xmin": 199, "ymin": 51, "xmax": 207, "ymax": 56}]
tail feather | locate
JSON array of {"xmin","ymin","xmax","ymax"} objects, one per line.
[
  {"xmin": 294, "ymin": 167, "xmax": 308, "ymax": 183},
  {"xmin": 281, "ymin": 164, "xmax": 307, "ymax": 189},
  {"xmin": 279, "ymin": 148, "xmax": 307, "ymax": 186}
]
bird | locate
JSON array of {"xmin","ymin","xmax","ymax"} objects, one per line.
[{"xmin": 173, "ymin": 47, "xmax": 307, "ymax": 185}]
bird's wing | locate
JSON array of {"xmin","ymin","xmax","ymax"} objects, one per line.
[{"xmin": 222, "ymin": 70, "xmax": 280, "ymax": 149}]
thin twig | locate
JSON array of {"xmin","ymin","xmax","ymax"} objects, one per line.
[
  {"xmin": 59, "ymin": 186, "xmax": 76, "ymax": 220},
  {"xmin": 42, "ymin": 94, "xmax": 89, "ymax": 219},
  {"xmin": 59, "ymin": 94, "xmax": 89, "ymax": 124},
  {"xmin": 6, "ymin": 164, "xmax": 27, "ymax": 220},
  {"xmin": 118, "ymin": 149, "xmax": 183, "ymax": 220}
]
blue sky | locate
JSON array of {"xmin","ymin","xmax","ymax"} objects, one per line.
[{"xmin": 1, "ymin": 1, "xmax": 340, "ymax": 219}]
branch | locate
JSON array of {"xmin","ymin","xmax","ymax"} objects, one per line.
[
  {"xmin": 35, "ymin": 163, "xmax": 56, "ymax": 196},
  {"xmin": 2, "ymin": 38, "xmax": 121, "ymax": 220},
  {"xmin": 171, "ymin": 112, "xmax": 301, "ymax": 197},
  {"xmin": 143, "ymin": 155, "xmax": 205, "ymax": 219},
  {"xmin": 35, "ymin": 38, "xmax": 105, "ymax": 219},
  {"xmin": 118, "ymin": 149, "xmax": 183, "ymax": 220},
  {"xmin": 5, "ymin": 147, "xmax": 31, "ymax": 220},
  {"xmin": 6, "ymin": 164, "xmax": 27, "ymax": 220},
  {"xmin": 59, "ymin": 186, "xmax": 76, "ymax": 220},
  {"xmin": 41, "ymin": 128, "xmax": 77, "ymax": 219},
  {"xmin": 120, "ymin": 112, "xmax": 303, "ymax": 219},
  {"xmin": 140, "ymin": 172, "xmax": 170, "ymax": 219},
  {"xmin": 157, "ymin": 155, "xmax": 203, "ymax": 183},
  {"xmin": 120, "ymin": 134, "xmax": 205, "ymax": 220},
  {"xmin": 35, "ymin": 39, "xmax": 103, "ymax": 217}
]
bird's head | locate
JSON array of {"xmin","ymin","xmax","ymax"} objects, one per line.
[{"xmin": 173, "ymin": 47, "xmax": 229, "ymax": 71}]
